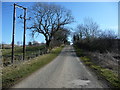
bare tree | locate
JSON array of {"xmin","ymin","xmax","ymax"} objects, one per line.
[
  {"xmin": 73, "ymin": 18, "xmax": 118, "ymax": 52},
  {"xmin": 28, "ymin": 3, "xmax": 74, "ymax": 48},
  {"xmin": 76, "ymin": 24, "xmax": 84, "ymax": 39},
  {"xmin": 99, "ymin": 30, "xmax": 117, "ymax": 39},
  {"xmin": 77, "ymin": 18, "xmax": 100, "ymax": 41}
]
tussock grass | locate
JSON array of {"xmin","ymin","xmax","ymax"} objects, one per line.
[{"xmin": 2, "ymin": 46, "xmax": 64, "ymax": 88}]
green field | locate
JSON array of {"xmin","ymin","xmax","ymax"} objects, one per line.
[
  {"xmin": 2, "ymin": 45, "xmax": 47, "ymax": 66},
  {"xmin": 2, "ymin": 45, "xmax": 46, "ymax": 55}
]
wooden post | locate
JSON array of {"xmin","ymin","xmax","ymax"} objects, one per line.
[
  {"xmin": 23, "ymin": 8, "xmax": 26, "ymax": 60},
  {"xmin": 12, "ymin": 3, "xmax": 27, "ymax": 61},
  {"xmin": 11, "ymin": 3, "xmax": 16, "ymax": 63}
]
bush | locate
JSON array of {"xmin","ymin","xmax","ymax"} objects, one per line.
[{"xmin": 74, "ymin": 38, "xmax": 118, "ymax": 53}]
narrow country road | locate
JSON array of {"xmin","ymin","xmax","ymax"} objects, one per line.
[{"xmin": 13, "ymin": 46, "xmax": 107, "ymax": 88}]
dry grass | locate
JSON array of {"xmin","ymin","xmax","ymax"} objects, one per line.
[
  {"xmin": 74, "ymin": 46, "xmax": 120, "ymax": 88},
  {"xmin": 2, "ymin": 46, "xmax": 64, "ymax": 88}
]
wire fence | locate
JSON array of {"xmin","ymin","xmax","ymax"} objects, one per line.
[{"xmin": 2, "ymin": 47, "xmax": 48, "ymax": 67}]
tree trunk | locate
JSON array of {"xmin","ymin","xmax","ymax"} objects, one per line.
[
  {"xmin": 46, "ymin": 41, "xmax": 50, "ymax": 48},
  {"xmin": 46, "ymin": 39, "xmax": 52, "ymax": 48},
  {"xmin": 45, "ymin": 40, "xmax": 51, "ymax": 53}
]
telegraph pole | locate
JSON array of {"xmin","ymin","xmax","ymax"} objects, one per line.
[
  {"xmin": 11, "ymin": 3, "xmax": 27, "ymax": 63},
  {"xmin": 15, "ymin": 4, "xmax": 27, "ymax": 61},
  {"xmin": 23, "ymin": 8, "xmax": 27, "ymax": 60},
  {"xmin": 11, "ymin": 3, "xmax": 16, "ymax": 63}
]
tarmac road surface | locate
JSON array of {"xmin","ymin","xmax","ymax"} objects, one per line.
[{"xmin": 13, "ymin": 45, "xmax": 108, "ymax": 88}]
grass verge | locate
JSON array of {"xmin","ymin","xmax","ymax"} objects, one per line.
[
  {"xmin": 74, "ymin": 46, "xmax": 120, "ymax": 88},
  {"xmin": 2, "ymin": 46, "xmax": 64, "ymax": 88}
]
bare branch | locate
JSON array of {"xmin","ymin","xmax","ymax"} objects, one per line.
[{"xmin": 28, "ymin": 3, "xmax": 74, "ymax": 47}]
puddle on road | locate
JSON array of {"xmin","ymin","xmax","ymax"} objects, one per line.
[{"xmin": 70, "ymin": 79, "xmax": 90, "ymax": 87}]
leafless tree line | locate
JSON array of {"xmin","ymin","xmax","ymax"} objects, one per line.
[
  {"xmin": 27, "ymin": 3, "xmax": 119, "ymax": 52},
  {"xmin": 73, "ymin": 18, "xmax": 118, "ymax": 53}
]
